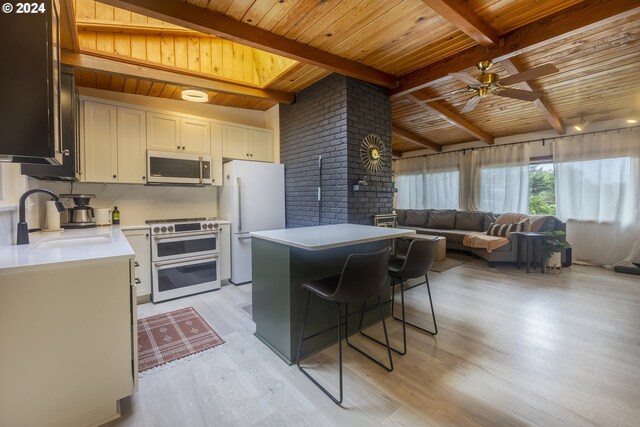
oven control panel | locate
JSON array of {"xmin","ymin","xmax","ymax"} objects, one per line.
[{"xmin": 150, "ymin": 220, "xmax": 219, "ymax": 234}]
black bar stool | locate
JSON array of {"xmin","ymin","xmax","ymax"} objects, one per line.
[
  {"xmin": 296, "ymin": 248, "xmax": 393, "ymax": 405},
  {"xmin": 360, "ymin": 238, "xmax": 438, "ymax": 355}
]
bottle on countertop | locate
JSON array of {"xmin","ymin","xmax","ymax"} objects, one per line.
[{"xmin": 112, "ymin": 206, "xmax": 120, "ymax": 225}]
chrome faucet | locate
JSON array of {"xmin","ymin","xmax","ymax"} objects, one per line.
[{"xmin": 17, "ymin": 189, "xmax": 65, "ymax": 245}]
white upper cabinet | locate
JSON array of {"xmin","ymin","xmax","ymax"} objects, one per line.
[
  {"xmin": 117, "ymin": 107, "xmax": 147, "ymax": 184},
  {"xmin": 146, "ymin": 112, "xmax": 180, "ymax": 152},
  {"xmin": 83, "ymin": 101, "xmax": 118, "ymax": 183},
  {"xmin": 180, "ymin": 117, "xmax": 211, "ymax": 155},
  {"xmin": 222, "ymin": 125, "xmax": 273, "ymax": 162},
  {"xmin": 147, "ymin": 112, "xmax": 211, "ymax": 155}
]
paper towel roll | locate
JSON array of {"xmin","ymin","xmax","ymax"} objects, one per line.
[{"xmin": 45, "ymin": 200, "xmax": 61, "ymax": 231}]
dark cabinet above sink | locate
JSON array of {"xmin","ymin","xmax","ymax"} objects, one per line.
[{"xmin": 0, "ymin": 0, "xmax": 62, "ymax": 165}]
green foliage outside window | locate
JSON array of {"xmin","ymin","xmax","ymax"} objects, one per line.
[{"xmin": 529, "ymin": 165, "xmax": 556, "ymax": 215}]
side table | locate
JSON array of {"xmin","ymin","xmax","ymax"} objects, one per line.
[{"xmin": 514, "ymin": 232, "xmax": 548, "ymax": 273}]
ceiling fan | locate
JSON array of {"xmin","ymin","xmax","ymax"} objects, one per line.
[{"xmin": 428, "ymin": 60, "xmax": 559, "ymax": 113}]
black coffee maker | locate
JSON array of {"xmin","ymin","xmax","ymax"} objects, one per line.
[{"xmin": 60, "ymin": 194, "xmax": 97, "ymax": 228}]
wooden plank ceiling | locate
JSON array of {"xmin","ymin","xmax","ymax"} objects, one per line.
[{"xmin": 63, "ymin": 0, "xmax": 640, "ymax": 151}]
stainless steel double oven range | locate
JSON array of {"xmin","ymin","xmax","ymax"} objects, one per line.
[{"xmin": 147, "ymin": 218, "xmax": 221, "ymax": 303}]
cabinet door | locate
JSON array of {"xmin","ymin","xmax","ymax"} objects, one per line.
[
  {"xmin": 146, "ymin": 112, "xmax": 180, "ymax": 151},
  {"xmin": 210, "ymin": 123, "xmax": 223, "ymax": 186},
  {"xmin": 181, "ymin": 117, "xmax": 211, "ymax": 155},
  {"xmin": 123, "ymin": 229, "xmax": 152, "ymax": 300},
  {"xmin": 219, "ymin": 223, "xmax": 231, "ymax": 280},
  {"xmin": 83, "ymin": 101, "xmax": 118, "ymax": 183},
  {"xmin": 222, "ymin": 125, "xmax": 248, "ymax": 160},
  {"xmin": 249, "ymin": 130, "xmax": 273, "ymax": 162},
  {"xmin": 117, "ymin": 107, "xmax": 147, "ymax": 184}
]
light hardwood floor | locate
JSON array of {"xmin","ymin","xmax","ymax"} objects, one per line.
[{"xmin": 110, "ymin": 259, "xmax": 640, "ymax": 427}]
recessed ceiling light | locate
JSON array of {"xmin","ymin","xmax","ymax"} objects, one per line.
[
  {"xmin": 181, "ymin": 89, "xmax": 209, "ymax": 103},
  {"xmin": 627, "ymin": 119, "xmax": 638, "ymax": 124}
]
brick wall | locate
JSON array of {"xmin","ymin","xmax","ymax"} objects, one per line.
[{"xmin": 280, "ymin": 74, "xmax": 392, "ymax": 228}]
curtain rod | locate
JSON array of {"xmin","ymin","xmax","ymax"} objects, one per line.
[{"xmin": 396, "ymin": 125, "xmax": 640, "ymax": 160}]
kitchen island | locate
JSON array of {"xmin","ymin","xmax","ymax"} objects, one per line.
[
  {"xmin": 251, "ymin": 224, "xmax": 414, "ymax": 364},
  {"xmin": 0, "ymin": 226, "xmax": 137, "ymax": 427}
]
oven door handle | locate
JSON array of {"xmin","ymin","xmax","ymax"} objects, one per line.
[
  {"xmin": 153, "ymin": 231, "xmax": 218, "ymax": 240},
  {"xmin": 153, "ymin": 254, "xmax": 219, "ymax": 267}
]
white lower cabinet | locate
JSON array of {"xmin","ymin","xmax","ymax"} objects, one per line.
[
  {"xmin": 123, "ymin": 227, "xmax": 152, "ymax": 301},
  {"xmin": 0, "ymin": 257, "xmax": 137, "ymax": 427},
  {"xmin": 219, "ymin": 223, "xmax": 231, "ymax": 281}
]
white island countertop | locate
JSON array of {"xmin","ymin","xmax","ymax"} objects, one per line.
[
  {"xmin": 0, "ymin": 226, "xmax": 134, "ymax": 273},
  {"xmin": 251, "ymin": 224, "xmax": 415, "ymax": 251}
]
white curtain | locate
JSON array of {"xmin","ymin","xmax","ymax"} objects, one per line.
[
  {"xmin": 553, "ymin": 128, "xmax": 640, "ymax": 267},
  {"xmin": 468, "ymin": 144, "xmax": 530, "ymax": 213},
  {"xmin": 394, "ymin": 152, "xmax": 460, "ymax": 209}
]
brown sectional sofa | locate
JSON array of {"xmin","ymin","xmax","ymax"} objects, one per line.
[{"xmin": 395, "ymin": 209, "xmax": 566, "ymax": 265}]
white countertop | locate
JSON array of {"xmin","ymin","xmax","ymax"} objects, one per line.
[
  {"xmin": 0, "ymin": 226, "xmax": 134, "ymax": 273},
  {"xmin": 251, "ymin": 224, "xmax": 415, "ymax": 251}
]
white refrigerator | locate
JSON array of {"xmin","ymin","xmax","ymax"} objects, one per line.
[{"xmin": 219, "ymin": 161, "xmax": 285, "ymax": 284}]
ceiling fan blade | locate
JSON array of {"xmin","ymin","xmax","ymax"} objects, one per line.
[
  {"xmin": 461, "ymin": 96, "xmax": 481, "ymax": 113},
  {"xmin": 449, "ymin": 72, "xmax": 480, "ymax": 86},
  {"xmin": 495, "ymin": 88, "xmax": 544, "ymax": 102},
  {"xmin": 499, "ymin": 63, "xmax": 559, "ymax": 86},
  {"xmin": 419, "ymin": 88, "xmax": 469, "ymax": 103}
]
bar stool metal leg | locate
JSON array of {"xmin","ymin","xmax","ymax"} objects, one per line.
[
  {"xmin": 346, "ymin": 296, "xmax": 394, "ymax": 372},
  {"xmin": 360, "ymin": 279, "xmax": 407, "ymax": 355},
  {"xmin": 392, "ymin": 275, "xmax": 438, "ymax": 336},
  {"xmin": 296, "ymin": 293, "xmax": 344, "ymax": 405}
]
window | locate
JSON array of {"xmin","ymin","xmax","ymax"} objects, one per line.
[
  {"xmin": 528, "ymin": 162, "xmax": 556, "ymax": 215},
  {"xmin": 0, "ymin": 163, "xmax": 4, "ymax": 202},
  {"xmin": 394, "ymin": 153, "xmax": 460, "ymax": 210}
]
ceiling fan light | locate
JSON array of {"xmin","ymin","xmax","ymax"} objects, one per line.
[{"xmin": 181, "ymin": 89, "xmax": 209, "ymax": 103}]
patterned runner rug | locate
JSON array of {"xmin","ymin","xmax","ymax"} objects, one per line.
[{"xmin": 137, "ymin": 307, "xmax": 224, "ymax": 372}]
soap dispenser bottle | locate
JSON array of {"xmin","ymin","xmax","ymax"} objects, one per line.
[{"xmin": 112, "ymin": 206, "xmax": 120, "ymax": 225}]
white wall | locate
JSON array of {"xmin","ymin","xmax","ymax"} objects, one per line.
[
  {"xmin": 398, "ymin": 118, "xmax": 634, "ymax": 159},
  {"xmin": 0, "ymin": 163, "xmax": 28, "ymax": 245}
]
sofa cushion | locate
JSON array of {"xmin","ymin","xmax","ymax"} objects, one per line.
[
  {"xmin": 426, "ymin": 209, "xmax": 456, "ymax": 229},
  {"xmin": 487, "ymin": 219, "xmax": 528, "ymax": 237},
  {"xmin": 455, "ymin": 211, "xmax": 485, "ymax": 232},
  {"xmin": 437, "ymin": 229, "xmax": 474, "ymax": 243},
  {"xmin": 482, "ymin": 212, "xmax": 498, "ymax": 231},
  {"xmin": 395, "ymin": 209, "xmax": 407, "ymax": 226},
  {"xmin": 405, "ymin": 210, "xmax": 429, "ymax": 227}
]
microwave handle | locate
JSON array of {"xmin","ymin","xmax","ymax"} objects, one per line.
[
  {"xmin": 199, "ymin": 156, "xmax": 203, "ymax": 184},
  {"xmin": 237, "ymin": 177, "xmax": 243, "ymax": 233}
]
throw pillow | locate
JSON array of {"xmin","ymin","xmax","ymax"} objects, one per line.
[
  {"xmin": 405, "ymin": 210, "xmax": 429, "ymax": 227},
  {"xmin": 426, "ymin": 209, "xmax": 456, "ymax": 229},
  {"xmin": 486, "ymin": 219, "xmax": 529, "ymax": 237}
]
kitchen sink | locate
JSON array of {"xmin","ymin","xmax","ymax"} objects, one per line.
[{"xmin": 31, "ymin": 233, "xmax": 112, "ymax": 249}]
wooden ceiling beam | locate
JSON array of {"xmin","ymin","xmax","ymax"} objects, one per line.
[
  {"xmin": 60, "ymin": 0, "xmax": 79, "ymax": 52},
  {"xmin": 96, "ymin": 0, "xmax": 398, "ymax": 88},
  {"xmin": 61, "ymin": 50, "xmax": 295, "ymax": 104},
  {"xmin": 407, "ymin": 95, "xmax": 494, "ymax": 144},
  {"xmin": 391, "ymin": 0, "xmax": 640, "ymax": 98},
  {"xmin": 76, "ymin": 18, "xmax": 217, "ymax": 38},
  {"xmin": 500, "ymin": 58, "xmax": 565, "ymax": 134},
  {"xmin": 392, "ymin": 150, "xmax": 403, "ymax": 158},
  {"xmin": 420, "ymin": 0, "xmax": 499, "ymax": 47},
  {"xmin": 392, "ymin": 126, "xmax": 442, "ymax": 152}
]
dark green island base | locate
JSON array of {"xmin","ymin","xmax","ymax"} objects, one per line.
[{"xmin": 251, "ymin": 237, "xmax": 393, "ymax": 364}]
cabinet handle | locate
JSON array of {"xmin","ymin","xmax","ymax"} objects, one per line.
[
  {"xmin": 142, "ymin": 176, "xmax": 146, "ymax": 180},
  {"xmin": 134, "ymin": 261, "xmax": 140, "ymax": 267},
  {"xmin": 135, "ymin": 278, "xmax": 141, "ymax": 285},
  {"xmin": 182, "ymin": 147, "xmax": 186, "ymax": 150},
  {"xmin": 113, "ymin": 175, "xmax": 117, "ymax": 178},
  {"xmin": 145, "ymin": 233, "xmax": 149, "ymax": 237}
]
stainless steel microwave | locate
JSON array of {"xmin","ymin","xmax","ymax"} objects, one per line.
[{"xmin": 147, "ymin": 150, "xmax": 212, "ymax": 186}]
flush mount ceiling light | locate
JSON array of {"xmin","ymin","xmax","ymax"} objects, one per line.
[
  {"xmin": 181, "ymin": 89, "xmax": 209, "ymax": 103},
  {"xmin": 574, "ymin": 118, "xmax": 588, "ymax": 132},
  {"xmin": 627, "ymin": 118, "xmax": 638, "ymax": 124}
]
